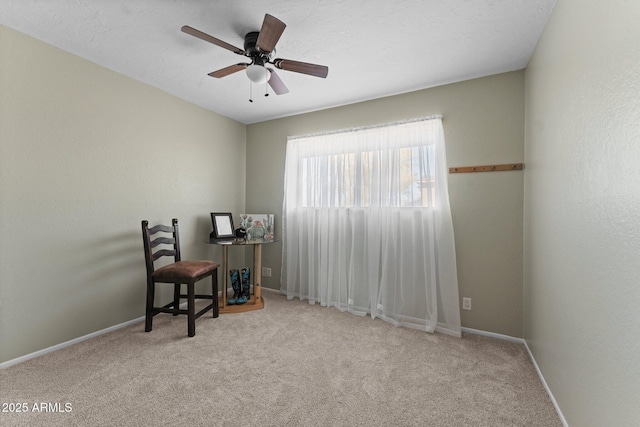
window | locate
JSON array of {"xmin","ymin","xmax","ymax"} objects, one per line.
[
  {"xmin": 290, "ymin": 119, "xmax": 439, "ymax": 209},
  {"xmin": 300, "ymin": 144, "xmax": 435, "ymax": 208},
  {"xmin": 281, "ymin": 116, "xmax": 461, "ymax": 336}
]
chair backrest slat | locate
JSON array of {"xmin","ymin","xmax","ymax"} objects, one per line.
[
  {"xmin": 152, "ymin": 249, "xmax": 176, "ymax": 261},
  {"xmin": 148, "ymin": 223, "xmax": 175, "ymax": 234},
  {"xmin": 150, "ymin": 236, "xmax": 175, "ymax": 248}
]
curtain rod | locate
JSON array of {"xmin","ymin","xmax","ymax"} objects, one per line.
[{"xmin": 288, "ymin": 114, "xmax": 443, "ymax": 141}]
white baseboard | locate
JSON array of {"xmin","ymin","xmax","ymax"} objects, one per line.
[
  {"xmin": 0, "ymin": 316, "xmax": 145, "ymax": 370},
  {"xmin": 523, "ymin": 340, "xmax": 569, "ymax": 427},
  {"xmin": 461, "ymin": 326, "xmax": 525, "ymax": 343},
  {"xmin": 1, "ymin": 289, "xmax": 256, "ymax": 370},
  {"xmin": 462, "ymin": 327, "xmax": 568, "ymax": 426}
]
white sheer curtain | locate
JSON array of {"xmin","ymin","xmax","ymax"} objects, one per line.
[{"xmin": 281, "ymin": 116, "xmax": 461, "ymax": 336}]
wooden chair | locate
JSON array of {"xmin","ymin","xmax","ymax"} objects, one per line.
[{"xmin": 142, "ymin": 219, "xmax": 219, "ymax": 337}]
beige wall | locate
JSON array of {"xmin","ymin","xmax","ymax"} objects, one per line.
[
  {"xmin": 0, "ymin": 23, "xmax": 525, "ymax": 362},
  {"xmin": 247, "ymin": 71, "xmax": 525, "ymax": 337},
  {"xmin": 524, "ymin": 0, "xmax": 640, "ymax": 425},
  {"xmin": 0, "ymin": 25, "xmax": 246, "ymax": 363}
]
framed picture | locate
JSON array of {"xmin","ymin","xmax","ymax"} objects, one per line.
[
  {"xmin": 210, "ymin": 212, "xmax": 234, "ymax": 239},
  {"xmin": 238, "ymin": 214, "xmax": 275, "ymax": 241}
]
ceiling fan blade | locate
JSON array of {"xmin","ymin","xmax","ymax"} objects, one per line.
[
  {"xmin": 273, "ymin": 59, "xmax": 328, "ymax": 78},
  {"xmin": 181, "ymin": 25, "xmax": 245, "ymax": 55},
  {"xmin": 256, "ymin": 14, "xmax": 286, "ymax": 54},
  {"xmin": 267, "ymin": 69, "xmax": 289, "ymax": 95},
  {"xmin": 208, "ymin": 63, "xmax": 249, "ymax": 78}
]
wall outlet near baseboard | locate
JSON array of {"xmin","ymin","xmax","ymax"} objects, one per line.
[
  {"xmin": 462, "ymin": 297, "xmax": 472, "ymax": 310},
  {"xmin": 261, "ymin": 267, "xmax": 271, "ymax": 277}
]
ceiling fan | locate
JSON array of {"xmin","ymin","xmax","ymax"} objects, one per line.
[{"xmin": 181, "ymin": 14, "xmax": 329, "ymax": 97}]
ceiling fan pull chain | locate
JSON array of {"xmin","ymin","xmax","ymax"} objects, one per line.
[
  {"xmin": 249, "ymin": 82, "xmax": 253, "ymax": 103},
  {"xmin": 265, "ymin": 82, "xmax": 269, "ymax": 97}
]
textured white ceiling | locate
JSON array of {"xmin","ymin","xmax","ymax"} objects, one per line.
[{"xmin": 0, "ymin": 0, "xmax": 556, "ymax": 124}]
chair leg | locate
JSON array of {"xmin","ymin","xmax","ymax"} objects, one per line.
[
  {"xmin": 145, "ymin": 280, "xmax": 155, "ymax": 332},
  {"xmin": 173, "ymin": 283, "xmax": 180, "ymax": 316},
  {"xmin": 187, "ymin": 282, "xmax": 196, "ymax": 337},
  {"xmin": 212, "ymin": 270, "xmax": 219, "ymax": 318}
]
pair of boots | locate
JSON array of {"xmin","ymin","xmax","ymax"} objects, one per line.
[{"xmin": 228, "ymin": 268, "xmax": 250, "ymax": 305}]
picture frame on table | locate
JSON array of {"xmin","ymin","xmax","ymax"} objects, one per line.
[
  {"xmin": 238, "ymin": 214, "xmax": 275, "ymax": 241},
  {"xmin": 210, "ymin": 212, "xmax": 234, "ymax": 239}
]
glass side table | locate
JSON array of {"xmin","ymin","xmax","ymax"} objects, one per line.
[{"xmin": 205, "ymin": 238, "xmax": 278, "ymax": 314}]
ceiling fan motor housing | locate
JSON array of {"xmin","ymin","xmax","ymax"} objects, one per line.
[{"xmin": 244, "ymin": 31, "xmax": 270, "ymax": 66}]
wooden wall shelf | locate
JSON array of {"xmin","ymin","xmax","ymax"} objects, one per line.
[{"xmin": 449, "ymin": 163, "xmax": 524, "ymax": 174}]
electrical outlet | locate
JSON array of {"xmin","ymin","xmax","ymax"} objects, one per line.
[
  {"xmin": 462, "ymin": 297, "xmax": 472, "ymax": 310},
  {"xmin": 261, "ymin": 267, "xmax": 271, "ymax": 277}
]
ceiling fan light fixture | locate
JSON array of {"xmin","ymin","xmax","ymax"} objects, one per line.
[{"xmin": 246, "ymin": 64, "xmax": 270, "ymax": 84}]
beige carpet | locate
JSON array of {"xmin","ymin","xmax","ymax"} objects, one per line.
[{"xmin": 0, "ymin": 290, "xmax": 561, "ymax": 426}]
